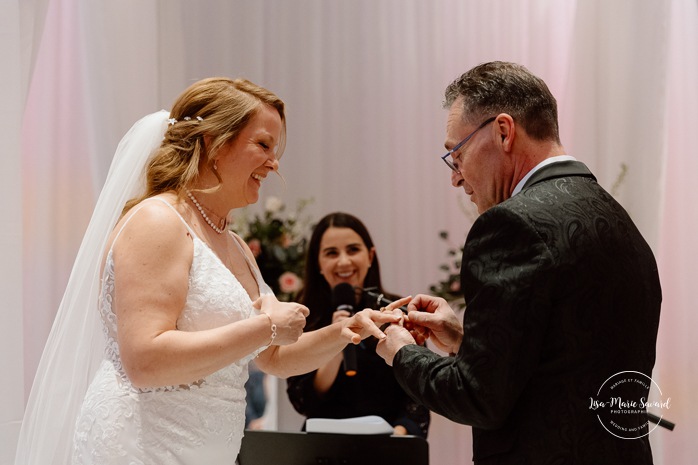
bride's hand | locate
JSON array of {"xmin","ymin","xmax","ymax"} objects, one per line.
[
  {"xmin": 339, "ymin": 308, "xmax": 401, "ymax": 344},
  {"xmin": 253, "ymin": 295, "xmax": 309, "ymax": 346}
]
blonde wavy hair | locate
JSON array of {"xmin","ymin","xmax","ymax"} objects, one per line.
[{"xmin": 122, "ymin": 77, "xmax": 286, "ymax": 215}]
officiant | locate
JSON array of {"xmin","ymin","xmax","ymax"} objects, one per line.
[{"xmin": 286, "ymin": 212, "xmax": 430, "ymax": 438}]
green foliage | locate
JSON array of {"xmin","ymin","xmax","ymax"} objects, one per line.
[
  {"xmin": 233, "ymin": 197, "xmax": 314, "ymax": 302},
  {"xmin": 427, "ymin": 230, "xmax": 466, "ymax": 311}
]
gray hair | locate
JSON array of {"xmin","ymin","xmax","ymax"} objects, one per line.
[{"xmin": 444, "ymin": 61, "xmax": 560, "ymax": 143}]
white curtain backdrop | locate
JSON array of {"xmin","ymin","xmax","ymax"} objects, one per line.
[
  {"xmin": 0, "ymin": 1, "xmax": 26, "ymax": 464},
  {"xmin": 3, "ymin": 1, "xmax": 697, "ymax": 464}
]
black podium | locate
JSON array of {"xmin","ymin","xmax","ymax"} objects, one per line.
[{"xmin": 237, "ymin": 430, "xmax": 429, "ymax": 465}]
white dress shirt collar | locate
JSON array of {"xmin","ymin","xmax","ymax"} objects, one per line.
[{"xmin": 512, "ymin": 155, "xmax": 577, "ymax": 196}]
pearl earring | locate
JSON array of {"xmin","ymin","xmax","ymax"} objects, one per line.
[{"xmin": 213, "ymin": 160, "xmax": 218, "ymax": 171}]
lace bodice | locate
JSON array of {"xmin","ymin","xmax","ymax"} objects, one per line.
[{"xmin": 73, "ymin": 198, "xmax": 272, "ymax": 464}]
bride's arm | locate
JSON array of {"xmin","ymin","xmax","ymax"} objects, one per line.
[
  {"xmin": 113, "ymin": 202, "xmax": 304, "ymax": 389},
  {"xmin": 255, "ymin": 309, "xmax": 399, "ymax": 379}
]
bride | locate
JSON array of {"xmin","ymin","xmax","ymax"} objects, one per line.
[{"xmin": 15, "ymin": 77, "xmax": 398, "ymax": 464}]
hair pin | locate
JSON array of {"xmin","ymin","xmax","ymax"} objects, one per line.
[{"xmin": 167, "ymin": 116, "xmax": 204, "ymax": 126}]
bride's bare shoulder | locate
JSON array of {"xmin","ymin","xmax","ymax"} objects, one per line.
[{"xmin": 109, "ymin": 193, "xmax": 193, "ymax": 254}]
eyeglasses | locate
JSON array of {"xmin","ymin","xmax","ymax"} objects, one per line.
[{"xmin": 440, "ymin": 116, "xmax": 496, "ymax": 172}]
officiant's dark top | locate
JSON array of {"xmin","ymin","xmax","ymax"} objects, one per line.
[{"xmin": 287, "ymin": 292, "xmax": 429, "ymax": 438}]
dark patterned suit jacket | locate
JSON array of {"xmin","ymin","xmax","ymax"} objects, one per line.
[{"xmin": 394, "ymin": 161, "xmax": 661, "ymax": 464}]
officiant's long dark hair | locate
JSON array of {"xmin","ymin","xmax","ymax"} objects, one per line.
[{"xmin": 298, "ymin": 212, "xmax": 389, "ymax": 331}]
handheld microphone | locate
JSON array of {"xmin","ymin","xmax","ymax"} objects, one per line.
[
  {"xmin": 360, "ymin": 287, "xmax": 408, "ymax": 314},
  {"xmin": 331, "ymin": 283, "xmax": 358, "ymax": 377},
  {"xmin": 360, "ymin": 287, "xmax": 409, "ymax": 332}
]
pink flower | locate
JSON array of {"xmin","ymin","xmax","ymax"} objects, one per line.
[
  {"xmin": 279, "ymin": 272, "xmax": 303, "ymax": 294},
  {"xmin": 248, "ymin": 239, "xmax": 262, "ymax": 257},
  {"xmin": 450, "ymin": 280, "xmax": 461, "ymax": 292}
]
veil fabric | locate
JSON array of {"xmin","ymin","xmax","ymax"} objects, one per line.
[{"xmin": 15, "ymin": 110, "xmax": 170, "ymax": 465}]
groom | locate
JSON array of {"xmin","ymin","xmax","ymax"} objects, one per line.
[{"xmin": 377, "ymin": 61, "xmax": 661, "ymax": 464}]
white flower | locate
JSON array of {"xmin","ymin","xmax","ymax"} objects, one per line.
[{"xmin": 265, "ymin": 196, "xmax": 284, "ymax": 213}]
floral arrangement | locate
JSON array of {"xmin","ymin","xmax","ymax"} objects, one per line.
[
  {"xmin": 232, "ymin": 197, "xmax": 314, "ymax": 302},
  {"xmin": 428, "ymin": 230, "xmax": 467, "ymax": 311},
  {"xmin": 426, "ymin": 193, "xmax": 476, "ymax": 311}
]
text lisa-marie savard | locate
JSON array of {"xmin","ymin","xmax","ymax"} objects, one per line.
[{"xmin": 589, "ymin": 397, "xmax": 671, "ymax": 411}]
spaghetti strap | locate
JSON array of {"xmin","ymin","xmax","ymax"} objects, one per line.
[
  {"xmin": 111, "ymin": 197, "xmax": 198, "ymax": 248},
  {"xmin": 230, "ymin": 232, "xmax": 265, "ymax": 294}
]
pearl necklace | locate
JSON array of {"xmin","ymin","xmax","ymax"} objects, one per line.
[{"xmin": 186, "ymin": 191, "xmax": 227, "ymax": 234}]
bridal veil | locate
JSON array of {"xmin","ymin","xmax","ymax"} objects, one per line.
[{"xmin": 15, "ymin": 110, "xmax": 170, "ymax": 465}]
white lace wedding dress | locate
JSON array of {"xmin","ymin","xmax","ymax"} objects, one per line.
[{"xmin": 73, "ymin": 198, "xmax": 271, "ymax": 464}]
